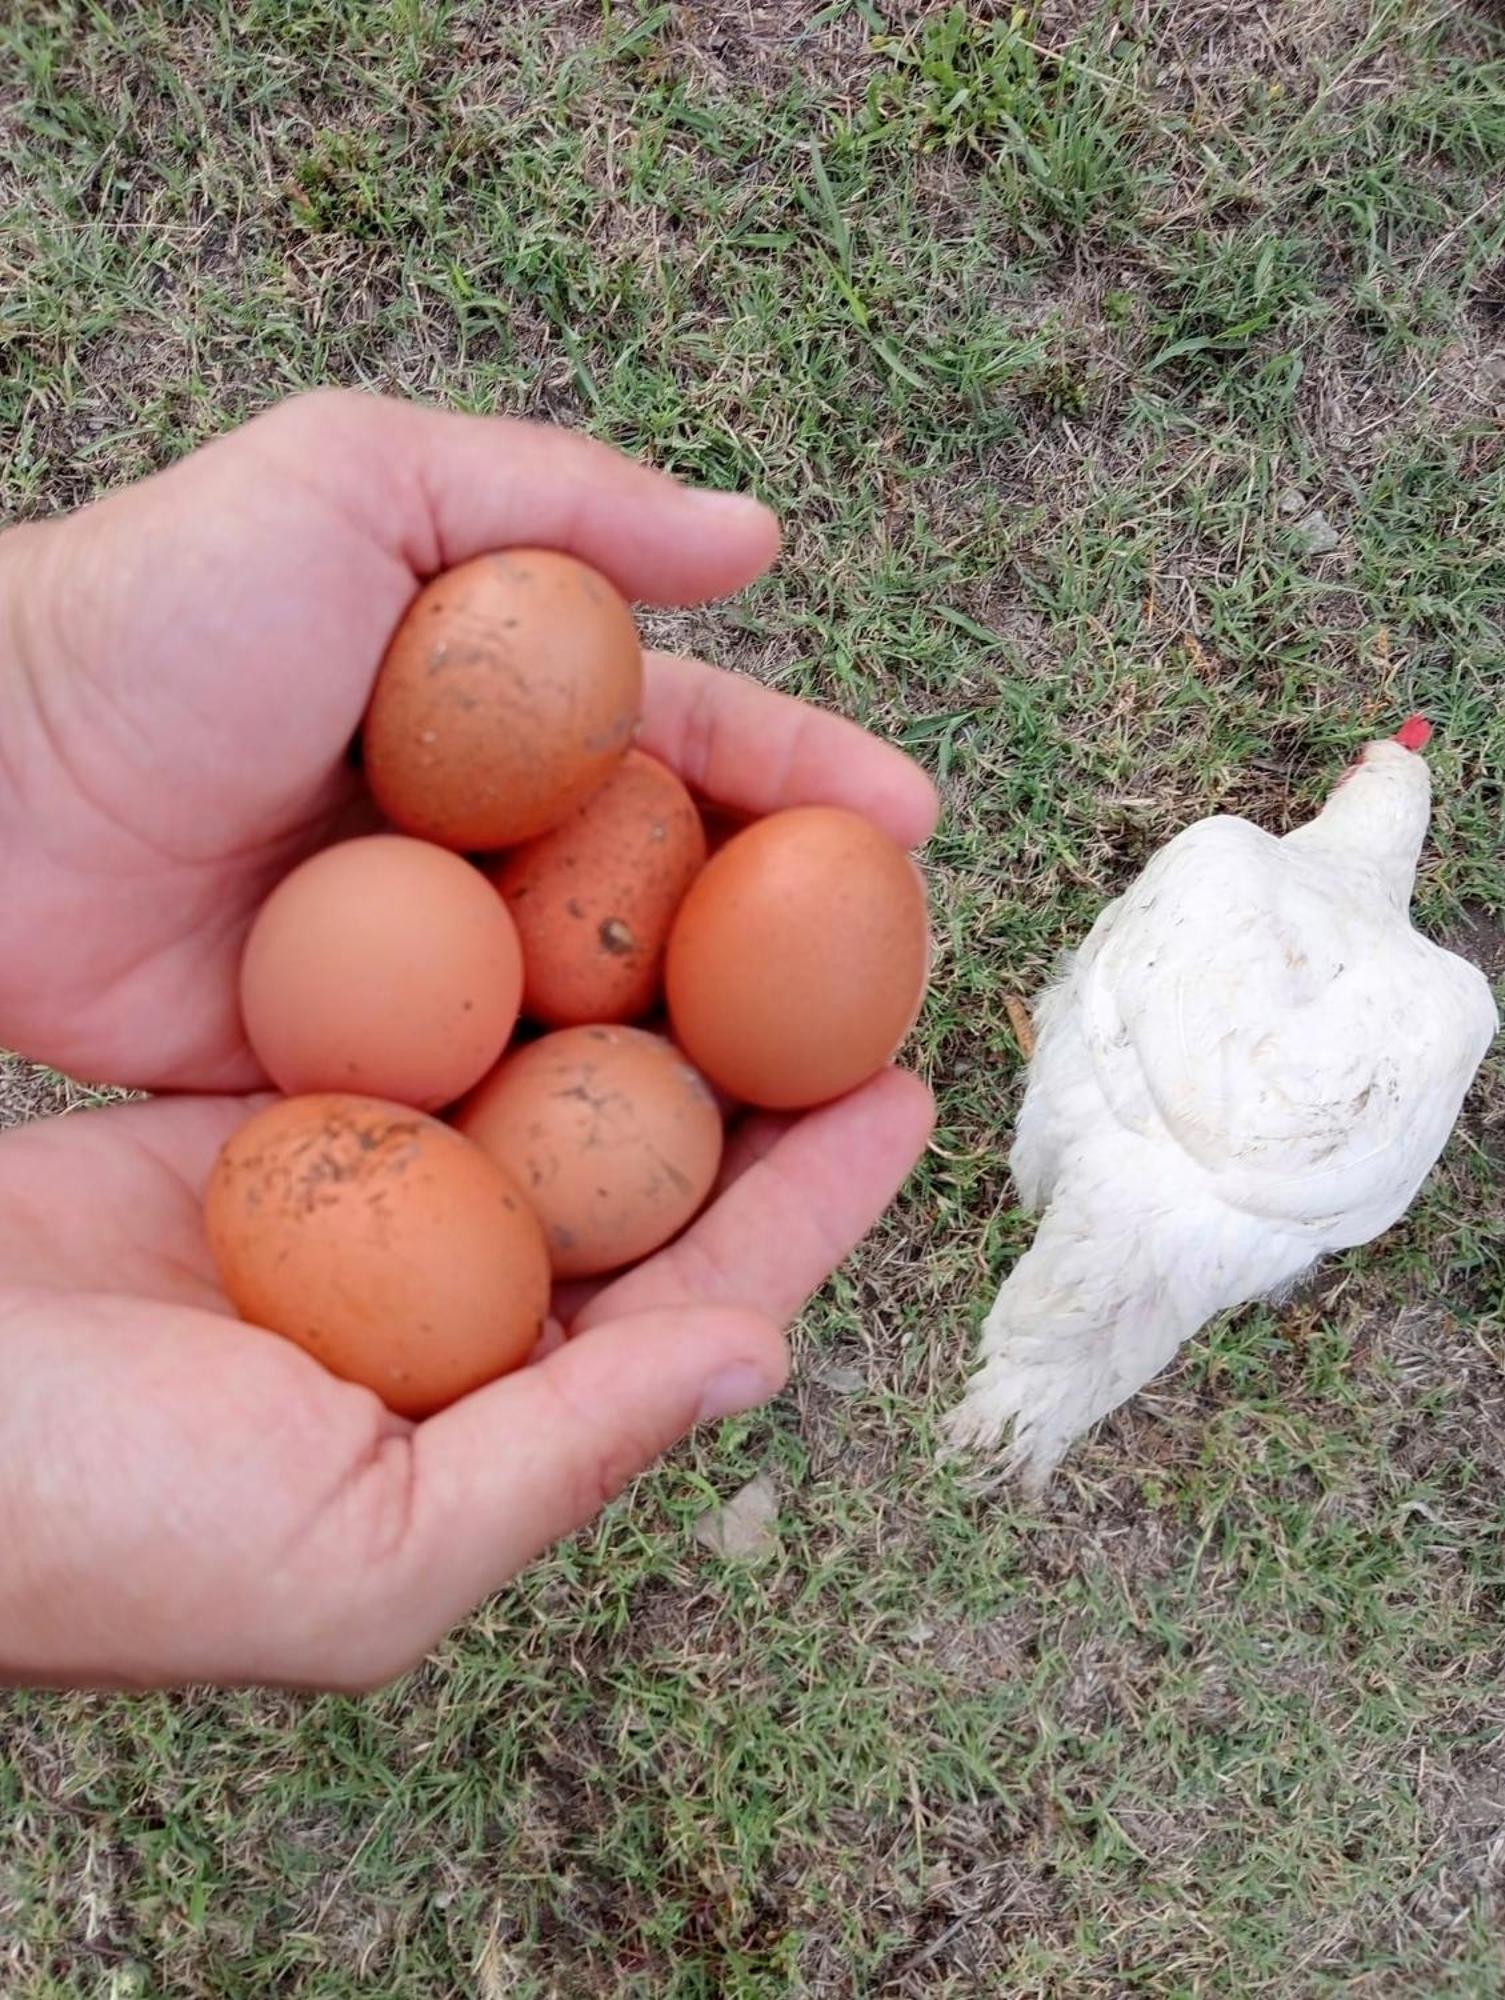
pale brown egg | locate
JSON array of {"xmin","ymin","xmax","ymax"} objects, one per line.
[
  {"xmin": 363, "ymin": 550, "xmax": 643, "ymax": 849},
  {"xmin": 205, "ymin": 1094, "xmax": 550, "ymax": 1419},
  {"xmin": 454, "ymin": 1025, "xmax": 723, "ymax": 1278},
  {"xmin": 664, "ymin": 806, "xmax": 930, "ymax": 1109},
  {"xmin": 489, "ymin": 750, "xmax": 706, "ymax": 1026},
  {"xmin": 239, "ymin": 835, "xmax": 523, "ymax": 1110}
]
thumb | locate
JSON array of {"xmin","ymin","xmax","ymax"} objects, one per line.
[
  {"xmin": 254, "ymin": 388, "xmax": 781, "ymax": 606},
  {"xmin": 397, "ymin": 1306, "xmax": 787, "ymax": 1635}
]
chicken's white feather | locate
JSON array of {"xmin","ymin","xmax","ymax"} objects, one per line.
[{"xmin": 949, "ymin": 731, "xmax": 1499, "ymax": 1485}]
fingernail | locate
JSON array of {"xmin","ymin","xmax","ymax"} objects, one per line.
[{"xmin": 697, "ymin": 1363, "xmax": 779, "ymax": 1424}]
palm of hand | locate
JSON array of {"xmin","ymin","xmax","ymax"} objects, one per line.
[
  {"xmin": 0, "ymin": 1097, "xmax": 415, "ymax": 1686},
  {"xmin": 0, "ymin": 393, "xmax": 937, "ymax": 1690},
  {"xmin": 2, "ymin": 407, "xmax": 426, "ymax": 1089}
]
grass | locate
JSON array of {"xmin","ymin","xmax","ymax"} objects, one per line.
[{"xmin": 2, "ymin": 0, "xmax": 1504, "ymax": 1991}]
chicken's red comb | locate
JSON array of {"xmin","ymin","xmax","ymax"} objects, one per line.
[{"xmin": 1394, "ymin": 715, "xmax": 1432, "ymax": 752}]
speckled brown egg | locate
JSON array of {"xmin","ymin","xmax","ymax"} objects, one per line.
[
  {"xmin": 665, "ymin": 806, "xmax": 930, "ymax": 1110},
  {"xmin": 205, "ymin": 1093, "xmax": 550, "ymax": 1418},
  {"xmin": 239, "ymin": 835, "xmax": 523, "ymax": 1110},
  {"xmin": 488, "ymin": 751, "xmax": 706, "ymax": 1026},
  {"xmin": 362, "ymin": 550, "xmax": 643, "ymax": 850},
  {"xmin": 454, "ymin": 1026, "xmax": 723, "ymax": 1278}
]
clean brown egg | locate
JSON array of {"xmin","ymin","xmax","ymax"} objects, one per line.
[
  {"xmin": 489, "ymin": 750, "xmax": 707, "ymax": 1026},
  {"xmin": 239, "ymin": 835, "xmax": 523, "ymax": 1110},
  {"xmin": 205, "ymin": 1094, "xmax": 550, "ymax": 1419},
  {"xmin": 665, "ymin": 805, "xmax": 930, "ymax": 1109},
  {"xmin": 454, "ymin": 1025, "xmax": 723, "ymax": 1278},
  {"xmin": 363, "ymin": 549, "xmax": 643, "ymax": 850}
]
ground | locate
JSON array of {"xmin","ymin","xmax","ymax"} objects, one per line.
[{"xmin": 2, "ymin": 2, "xmax": 1503, "ymax": 1993}]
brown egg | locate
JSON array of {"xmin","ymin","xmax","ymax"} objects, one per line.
[
  {"xmin": 239, "ymin": 835, "xmax": 523, "ymax": 1110},
  {"xmin": 665, "ymin": 806, "xmax": 930, "ymax": 1109},
  {"xmin": 488, "ymin": 751, "xmax": 707, "ymax": 1026},
  {"xmin": 205, "ymin": 1094, "xmax": 550, "ymax": 1418},
  {"xmin": 363, "ymin": 550, "xmax": 643, "ymax": 849},
  {"xmin": 455, "ymin": 1026, "xmax": 723, "ymax": 1278}
]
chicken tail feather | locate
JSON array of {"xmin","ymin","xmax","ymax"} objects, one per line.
[{"xmin": 945, "ymin": 1179, "xmax": 1311, "ymax": 1494}]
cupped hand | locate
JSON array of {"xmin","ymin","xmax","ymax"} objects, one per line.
[{"xmin": 0, "ymin": 392, "xmax": 938, "ymax": 1690}]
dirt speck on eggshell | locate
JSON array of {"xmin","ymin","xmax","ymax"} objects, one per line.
[
  {"xmin": 489, "ymin": 750, "xmax": 706, "ymax": 1026},
  {"xmin": 454, "ymin": 1025, "xmax": 723, "ymax": 1278},
  {"xmin": 362, "ymin": 550, "xmax": 643, "ymax": 850},
  {"xmin": 205, "ymin": 1093, "xmax": 550, "ymax": 1418}
]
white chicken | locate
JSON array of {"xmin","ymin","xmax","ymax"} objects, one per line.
[{"xmin": 948, "ymin": 717, "xmax": 1499, "ymax": 1490}]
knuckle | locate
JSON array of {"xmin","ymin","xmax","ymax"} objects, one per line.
[
  {"xmin": 677, "ymin": 672, "xmax": 724, "ymax": 794},
  {"xmin": 538, "ymin": 1368, "xmax": 662, "ymax": 1522},
  {"xmin": 260, "ymin": 384, "xmax": 374, "ymax": 444}
]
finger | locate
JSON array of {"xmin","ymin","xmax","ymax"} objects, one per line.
[
  {"xmin": 573, "ymin": 1067, "xmax": 935, "ymax": 1334},
  {"xmin": 262, "ymin": 390, "xmax": 781, "ymax": 607},
  {"xmin": 642, "ymin": 651, "xmax": 940, "ymax": 848},
  {"xmin": 713, "ymin": 1108, "xmax": 798, "ymax": 1196},
  {"xmin": 530, "ymin": 1315, "xmax": 569, "ymax": 1362},
  {"xmin": 404, "ymin": 1304, "xmax": 787, "ymax": 1613},
  {"xmin": 548, "ymin": 1277, "xmax": 599, "ymax": 1326}
]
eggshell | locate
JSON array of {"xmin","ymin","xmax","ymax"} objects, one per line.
[
  {"xmin": 664, "ymin": 806, "xmax": 930, "ymax": 1109},
  {"xmin": 239, "ymin": 835, "xmax": 523, "ymax": 1110},
  {"xmin": 455, "ymin": 1026, "xmax": 723, "ymax": 1278},
  {"xmin": 363, "ymin": 550, "xmax": 643, "ymax": 849},
  {"xmin": 489, "ymin": 751, "xmax": 707, "ymax": 1026},
  {"xmin": 205, "ymin": 1094, "xmax": 550, "ymax": 1418}
]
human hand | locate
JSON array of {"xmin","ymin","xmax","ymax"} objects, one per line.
[{"xmin": 0, "ymin": 391, "xmax": 938, "ymax": 1689}]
